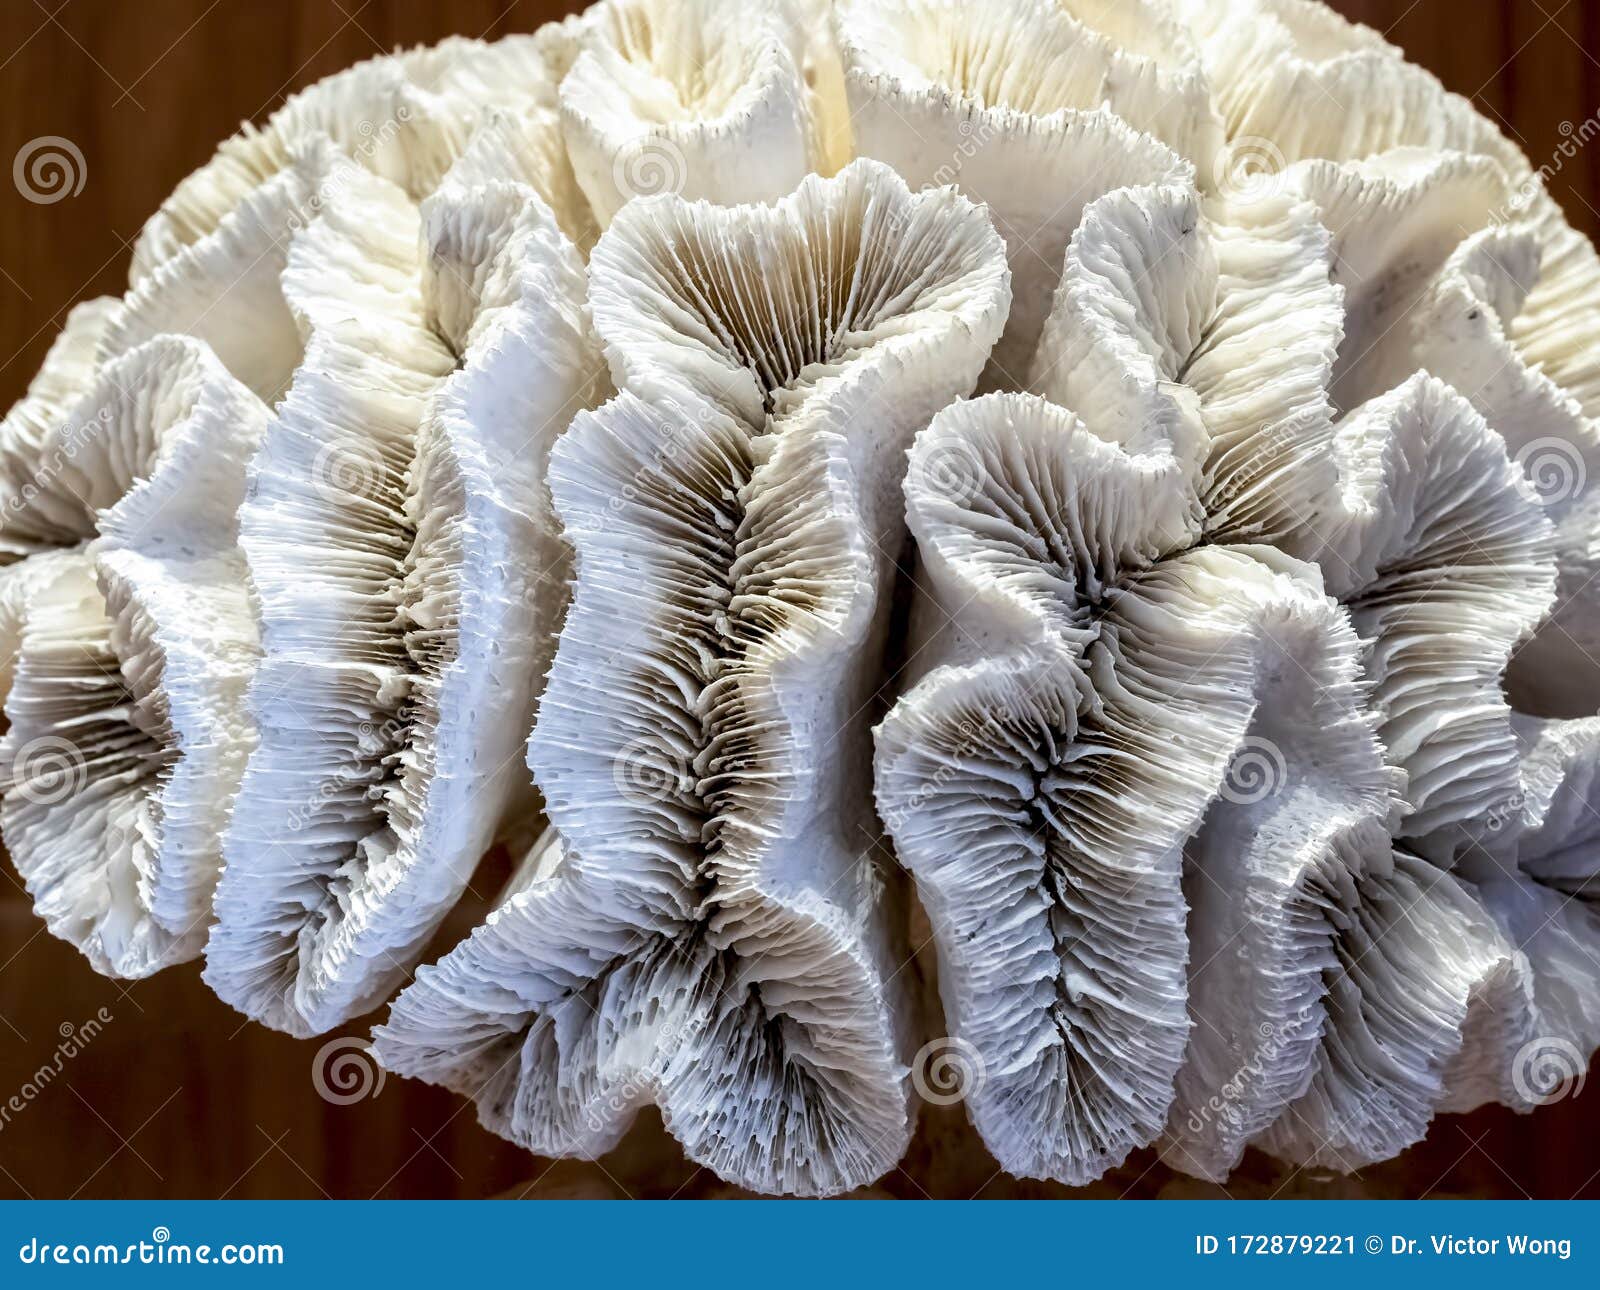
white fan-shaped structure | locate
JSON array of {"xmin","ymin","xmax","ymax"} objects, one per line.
[
  {"xmin": 0, "ymin": 337, "xmax": 266, "ymax": 976},
  {"xmin": 560, "ymin": 0, "xmax": 845, "ymax": 226},
  {"xmin": 204, "ymin": 156, "xmax": 603, "ymax": 1036},
  {"xmin": 376, "ymin": 159, "xmax": 1010, "ymax": 1196},
  {"xmin": 130, "ymin": 32, "xmax": 583, "ymax": 282},
  {"xmin": 875, "ymin": 387, "xmax": 1393, "ymax": 1184},
  {"xmin": 835, "ymin": 0, "xmax": 1205, "ymax": 383},
  {"xmin": 0, "ymin": 0, "xmax": 1595, "ymax": 1200},
  {"xmin": 1192, "ymin": 0, "xmax": 1600, "ymax": 716}
]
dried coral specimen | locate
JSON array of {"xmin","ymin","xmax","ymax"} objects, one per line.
[
  {"xmin": 375, "ymin": 158, "xmax": 1010, "ymax": 1195},
  {"xmin": 1192, "ymin": 0, "xmax": 1600, "ymax": 712},
  {"xmin": 1196, "ymin": 376, "xmax": 1558, "ymax": 1176},
  {"xmin": 2, "ymin": 0, "xmax": 1598, "ymax": 1199},
  {"xmin": 872, "ymin": 382, "xmax": 1391, "ymax": 1182},
  {"xmin": 0, "ymin": 338, "xmax": 266, "ymax": 975},
  {"xmin": 205, "ymin": 155, "xmax": 603, "ymax": 1037},
  {"xmin": 835, "ymin": 0, "xmax": 1204, "ymax": 383},
  {"xmin": 561, "ymin": 0, "xmax": 845, "ymax": 224},
  {"xmin": 129, "ymin": 33, "xmax": 582, "ymax": 281}
]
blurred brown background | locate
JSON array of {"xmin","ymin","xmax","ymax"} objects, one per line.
[{"xmin": 0, "ymin": 0, "xmax": 1597, "ymax": 1199}]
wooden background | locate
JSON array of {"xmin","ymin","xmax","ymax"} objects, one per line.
[{"xmin": 1, "ymin": 0, "xmax": 1598, "ymax": 1199}]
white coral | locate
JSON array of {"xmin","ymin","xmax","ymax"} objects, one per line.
[
  {"xmin": 836, "ymin": 0, "xmax": 1201, "ymax": 383},
  {"xmin": 376, "ymin": 158, "xmax": 1010, "ymax": 1196},
  {"xmin": 560, "ymin": 0, "xmax": 845, "ymax": 225},
  {"xmin": 0, "ymin": 337, "xmax": 266, "ymax": 975},
  {"xmin": 0, "ymin": 0, "xmax": 1597, "ymax": 1199},
  {"xmin": 874, "ymin": 391, "xmax": 1391, "ymax": 1183},
  {"xmin": 204, "ymin": 158, "xmax": 604, "ymax": 1037}
]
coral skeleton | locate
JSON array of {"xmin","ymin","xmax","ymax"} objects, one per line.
[{"xmin": 2, "ymin": 0, "xmax": 1597, "ymax": 1196}]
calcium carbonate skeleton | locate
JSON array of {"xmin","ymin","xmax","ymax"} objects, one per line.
[{"xmin": 0, "ymin": 0, "xmax": 1596, "ymax": 1197}]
